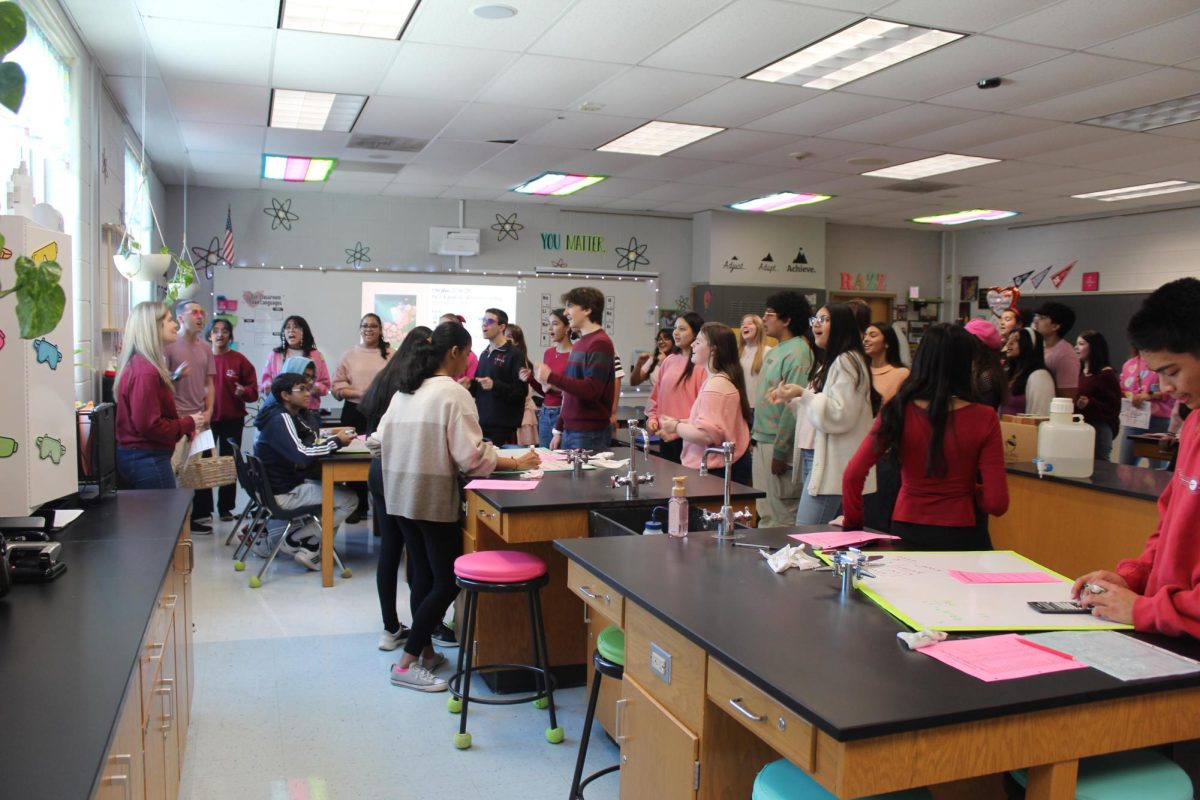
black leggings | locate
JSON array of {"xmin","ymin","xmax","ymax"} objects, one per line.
[
  {"xmin": 370, "ymin": 459, "xmax": 408, "ymax": 634},
  {"xmin": 394, "ymin": 515, "xmax": 462, "ymax": 657},
  {"xmin": 211, "ymin": 418, "xmax": 245, "ymax": 516},
  {"xmin": 891, "ymin": 517, "xmax": 992, "ymax": 551},
  {"xmin": 658, "ymin": 437, "xmax": 683, "ymax": 463}
]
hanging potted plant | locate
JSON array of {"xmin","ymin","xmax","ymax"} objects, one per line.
[
  {"xmin": 164, "ymin": 248, "xmax": 198, "ymax": 303},
  {"xmin": 113, "ymin": 232, "xmax": 170, "ymax": 281}
]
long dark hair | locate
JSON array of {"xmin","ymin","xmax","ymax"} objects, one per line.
[
  {"xmin": 506, "ymin": 323, "xmax": 533, "ymax": 370},
  {"xmin": 360, "ymin": 313, "xmax": 390, "ymax": 360},
  {"xmin": 1005, "ymin": 328, "xmax": 1046, "ymax": 396},
  {"xmin": 274, "ymin": 315, "xmax": 316, "ymax": 355},
  {"xmin": 701, "ymin": 323, "xmax": 751, "ymax": 423},
  {"xmin": 875, "ymin": 323, "xmax": 976, "ymax": 477},
  {"xmin": 867, "ymin": 322, "xmax": 905, "ymax": 368},
  {"xmin": 675, "ymin": 311, "xmax": 705, "ymax": 387},
  {"xmin": 398, "ymin": 321, "xmax": 472, "ymax": 394},
  {"xmin": 359, "ymin": 325, "xmax": 432, "ymax": 426},
  {"xmin": 810, "ymin": 304, "xmax": 880, "ymax": 414},
  {"xmin": 1077, "ymin": 329, "xmax": 1112, "ymax": 376}
]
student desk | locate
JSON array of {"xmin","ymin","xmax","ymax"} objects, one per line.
[
  {"xmin": 556, "ymin": 529, "xmax": 1200, "ymax": 800},
  {"xmin": 464, "ymin": 452, "xmax": 763, "ymax": 690},
  {"xmin": 318, "ymin": 450, "xmax": 370, "ymax": 587},
  {"xmin": 0, "ymin": 490, "xmax": 195, "ymax": 800},
  {"xmin": 991, "ymin": 461, "xmax": 1170, "ymax": 580}
]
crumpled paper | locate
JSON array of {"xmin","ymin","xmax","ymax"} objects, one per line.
[
  {"xmin": 590, "ymin": 458, "xmax": 630, "ymax": 469},
  {"xmin": 520, "ymin": 469, "xmax": 545, "ymax": 479},
  {"xmin": 760, "ymin": 544, "xmax": 822, "ymax": 574},
  {"xmin": 896, "ymin": 630, "xmax": 949, "ymax": 650}
]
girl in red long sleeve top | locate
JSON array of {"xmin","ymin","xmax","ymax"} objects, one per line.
[
  {"xmin": 1074, "ymin": 277, "xmax": 1200, "ymax": 637},
  {"xmin": 842, "ymin": 324, "xmax": 1008, "ymax": 550}
]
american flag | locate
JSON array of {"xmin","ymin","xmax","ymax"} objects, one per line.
[{"xmin": 221, "ymin": 205, "xmax": 235, "ymax": 265}]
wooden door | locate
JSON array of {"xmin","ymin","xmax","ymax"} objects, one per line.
[
  {"xmin": 97, "ymin": 672, "xmax": 146, "ymax": 800},
  {"xmin": 828, "ymin": 292, "xmax": 893, "ymax": 324},
  {"xmin": 620, "ymin": 675, "xmax": 699, "ymax": 800}
]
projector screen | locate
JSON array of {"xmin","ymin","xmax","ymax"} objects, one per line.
[{"xmin": 361, "ymin": 281, "xmax": 518, "ymax": 355}]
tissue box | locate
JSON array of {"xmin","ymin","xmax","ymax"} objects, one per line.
[{"xmin": 999, "ymin": 414, "xmax": 1047, "ymax": 464}]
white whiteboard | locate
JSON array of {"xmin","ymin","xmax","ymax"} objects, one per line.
[
  {"xmin": 213, "ymin": 267, "xmax": 658, "ymax": 410},
  {"xmin": 855, "ymin": 551, "xmax": 1132, "ymax": 632}
]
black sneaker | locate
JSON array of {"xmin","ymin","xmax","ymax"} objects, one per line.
[
  {"xmin": 430, "ymin": 623, "xmax": 457, "ymax": 647},
  {"xmin": 218, "ymin": 511, "xmax": 235, "ymax": 522},
  {"xmin": 191, "ymin": 519, "xmax": 213, "ymax": 534}
]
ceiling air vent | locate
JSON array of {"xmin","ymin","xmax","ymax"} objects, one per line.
[
  {"xmin": 347, "ymin": 134, "xmax": 428, "ymax": 153},
  {"xmin": 884, "ymin": 181, "xmax": 957, "ymax": 194}
]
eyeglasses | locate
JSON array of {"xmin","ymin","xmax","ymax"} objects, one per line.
[
  {"xmin": 360, "ymin": 323, "xmax": 381, "ymax": 329},
  {"xmin": 480, "ymin": 317, "xmax": 500, "ymax": 326},
  {"xmin": 810, "ymin": 315, "xmax": 831, "ymax": 326},
  {"xmin": 290, "ymin": 383, "xmax": 312, "ymax": 394}
]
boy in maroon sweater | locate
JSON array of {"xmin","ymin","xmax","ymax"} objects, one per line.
[
  {"xmin": 208, "ymin": 318, "xmax": 258, "ymax": 520},
  {"xmin": 534, "ymin": 287, "xmax": 615, "ymax": 452},
  {"xmin": 1074, "ymin": 277, "xmax": 1200, "ymax": 637}
]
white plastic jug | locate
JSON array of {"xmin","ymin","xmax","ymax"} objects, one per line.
[{"xmin": 1037, "ymin": 397, "xmax": 1095, "ymax": 478}]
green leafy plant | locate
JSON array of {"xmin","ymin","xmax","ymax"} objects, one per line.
[
  {"xmin": 0, "ymin": 1, "xmax": 26, "ymax": 114},
  {"xmin": 164, "ymin": 247, "xmax": 197, "ymax": 304},
  {"xmin": 0, "ymin": 233, "xmax": 67, "ymax": 338}
]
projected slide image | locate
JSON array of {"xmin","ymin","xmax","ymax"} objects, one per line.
[
  {"xmin": 375, "ymin": 294, "xmax": 418, "ymax": 342},
  {"xmin": 362, "ymin": 281, "xmax": 518, "ymax": 355}
]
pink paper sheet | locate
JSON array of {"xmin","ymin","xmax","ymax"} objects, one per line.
[
  {"xmin": 788, "ymin": 531, "xmax": 900, "ymax": 549},
  {"xmin": 463, "ymin": 479, "xmax": 541, "ymax": 491},
  {"xmin": 948, "ymin": 570, "xmax": 1060, "ymax": 584},
  {"xmin": 917, "ymin": 634, "xmax": 1086, "ymax": 682}
]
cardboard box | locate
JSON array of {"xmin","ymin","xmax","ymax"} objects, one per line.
[{"xmin": 999, "ymin": 414, "xmax": 1048, "ymax": 464}]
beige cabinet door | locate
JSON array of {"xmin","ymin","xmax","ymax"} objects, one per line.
[
  {"xmin": 620, "ymin": 675, "xmax": 699, "ymax": 800},
  {"xmin": 97, "ymin": 672, "xmax": 146, "ymax": 800}
]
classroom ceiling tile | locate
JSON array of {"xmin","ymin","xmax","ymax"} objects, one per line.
[
  {"xmin": 134, "ymin": 0, "xmax": 279, "ymax": 26},
  {"xmin": 164, "ymin": 80, "xmax": 270, "ymax": 126},
  {"xmin": 744, "ymin": 92, "xmax": 910, "ymax": 136},
  {"xmin": 987, "ymin": 0, "xmax": 1200, "ymax": 49},
  {"xmin": 354, "ymin": 96, "xmax": 467, "ymax": 140},
  {"xmin": 404, "ymin": 0, "xmax": 569, "ymax": 52},
  {"xmin": 272, "ymin": 30, "xmax": 402, "ymax": 95},
  {"xmin": 1083, "ymin": 11, "xmax": 1200, "ymax": 65},
  {"xmin": 967, "ymin": 123, "xmax": 1129, "ymax": 160},
  {"xmin": 143, "ymin": 18, "xmax": 274, "ymax": 85},
  {"xmin": 437, "ymin": 186, "xmax": 503, "ymax": 200},
  {"xmin": 741, "ymin": 136, "xmax": 865, "ymax": 168},
  {"xmin": 631, "ymin": 182, "xmax": 727, "ymax": 203},
  {"xmin": 572, "ymin": 68, "xmax": 729, "ymax": 120},
  {"xmin": 678, "ymin": 161, "xmax": 791, "ymax": 186},
  {"xmin": 1022, "ymin": 134, "xmax": 1153, "ymax": 168},
  {"xmin": 264, "ymin": 128, "xmax": 353, "ymax": 156},
  {"xmin": 610, "ymin": 156, "xmax": 726, "ymax": 181},
  {"xmin": 666, "ymin": 129, "xmax": 799, "ymax": 161},
  {"xmin": 413, "ymin": 140, "xmax": 511, "ymax": 171},
  {"xmin": 1013, "ymin": 68, "xmax": 1200, "ymax": 123},
  {"xmin": 189, "ymin": 151, "xmax": 264, "ymax": 176},
  {"xmin": 190, "ymin": 171, "xmax": 262, "ymax": 189},
  {"xmin": 893, "ymin": 114, "xmax": 1060, "ymax": 152},
  {"xmin": 475, "ymin": 56, "xmax": 626, "ymax": 110},
  {"xmin": 735, "ymin": 167, "xmax": 849, "ymax": 193},
  {"xmin": 530, "ymin": 0, "xmax": 731, "ymax": 64},
  {"xmin": 179, "ymin": 123, "xmax": 266, "ymax": 154},
  {"xmin": 661, "ymin": 80, "xmax": 821, "ymax": 128},
  {"xmin": 820, "ymin": 103, "xmax": 990, "ymax": 145},
  {"xmin": 520, "ymin": 112, "xmax": 650, "ymax": 150},
  {"xmin": 552, "ymin": 150, "xmax": 653, "ymax": 176},
  {"xmin": 870, "ymin": 0, "xmax": 1053, "ymax": 32},
  {"xmin": 967, "ymin": 165, "xmax": 1113, "ymax": 192},
  {"xmin": 805, "ymin": 144, "xmax": 937, "ymax": 174},
  {"xmin": 438, "ymin": 104, "xmax": 560, "ymax": 142},
  {"xmin": 1146, "ymin": 119, "xmax": 1200, "ymax": 142},
  {"xmin": 389, "ymin": 162, "xmax": 479, "ymax": 186},
  {"xmin": 643, "ymin": 0, "xmax": 860, "ymax": 78},
  {"xmin": 381, "ymin": 182, "xmax": 452, "ymax": 197},
  {"xmin": 375, "ymin": 44, "xmax": 518, "ymax": 102}
]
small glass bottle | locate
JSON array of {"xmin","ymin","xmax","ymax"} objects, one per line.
[{"xmin": 667, "ymin": 476, "xmax": 689, "ymax": 537}]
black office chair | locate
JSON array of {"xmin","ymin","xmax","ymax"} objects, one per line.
[
  {"xmin": 242, "ymin": 454, "xmax": 351, "ymax": 588},
  {"xmin": 224, "ymin": 441, "xmax": 265, "ymax": 549}
]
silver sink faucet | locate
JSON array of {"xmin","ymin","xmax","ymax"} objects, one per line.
[
  {"xmin": 699, "ymin": 441, "xmax": 752, "ymax": 539},
  {"xmin": 610, "ymin": 419, "xmax": 654, "ymax": 499},
  {"xmin": 563, "ymin": 448, "xmax": 591, "ymax": 477}
]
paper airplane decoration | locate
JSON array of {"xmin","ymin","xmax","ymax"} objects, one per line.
[
  {"xmin": 1050, "ymin": 261, "xmax": 1076, "ymax": 289},
  {"xmin": 1029, "ymin": 265, "xmax": 1053, "ymax": 289},
  {"xmin": 1011, "ymin": 269, "xmax": 1035, "ymax": 288}
]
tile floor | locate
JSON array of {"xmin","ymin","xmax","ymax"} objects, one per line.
[{"xmin": 178, "ymin": 510, "xmax": 619, "ymax": 800}]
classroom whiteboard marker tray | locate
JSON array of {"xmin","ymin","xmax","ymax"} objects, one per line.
[{"xmin": 848, "ymin": 551, "xmax": 1133, "ymax": 633}]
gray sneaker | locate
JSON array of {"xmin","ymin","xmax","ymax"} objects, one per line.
[
  {"xmin": 378, "ymin": 626, "xmax": 410, "ymax": 651},
  {"xmin": 390, "ymin": 663, "xmax": 448, "ymax": 692},
  {"xmin": 293, "ymin": 547, "xmax": 320, "ymax": 571},
  {"xmin": 420, "ymin": 651, "xmax": 446, "ymax": 672}
]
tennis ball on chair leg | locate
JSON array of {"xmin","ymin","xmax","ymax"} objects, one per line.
[
  {"xmin": 234, "ymin": 560, "xmax": 245, "ymax": 571},
  {"xmin": 545, "ymin": 726, "xmax": 564, "ymax": 744},
  {"xmin": 249, "ymin": 576, "xmax": 262, "ymax": 589},
  {"xmin": 447, "ymin": 696, "xmax": 462, "ymax": 713},
  {"xmin": 533, "ymin": 696, "xmax": 549, "ymax": 710},
  {"xmin": 453, "ymin": 732, "xmax": 472, "ymax": 749}
]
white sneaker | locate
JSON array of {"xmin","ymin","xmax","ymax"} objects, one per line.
[
  {"xmin": 293, "ymin": 547, "xmax": 320, "ymax": 571},
  {"xmin": 390, "ymin": 663, "xmax": 448, "ymax": 692},
  {"xmin": 378, "ymin": 626, "xmax": 410, "ymax": 651},
  {"xmin": 250, "ymin": 534, "xmax": 273, "ymax": 559}
]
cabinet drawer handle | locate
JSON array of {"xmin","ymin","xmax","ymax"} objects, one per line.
[
  {"xmin": 578, "ymin": 585, "xmax": 597, "ymax": 599},
  {"xmin": 477, "ymin": 509, "xmax": 496, "ymax": 519},
  {"xmin": 145, "ymin": 641, "xmax": 164, "ymax": 663},
  {"xmin": 104, "ymin": 773, "xmax": 133, "ymax": 800},
  {"xmin": 181, "ymin": 540, "xmax": 194, "ymax": 575},
  {"xmin": 157, "ymin": 678, "xmax": 175, "ymax": 732},
  {"xmin": 615, "ymin": 698, "xmax": 628, "ymax": 743},
  {"xmin": 729, "ymin": 697, "xmax": 766, "ymax": 722},
  {"xmin": 162, "ymin": 594, "xmax": 178, "ymax": 611}
]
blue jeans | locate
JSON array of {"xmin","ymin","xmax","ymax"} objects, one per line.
[
  {"xmin": 1118, "ymin": 415, "xmax": 1170, "ymax": 467},
  {"xmin": 795, "ymin": 448, "xmax": 843, "ymax": 525},
  {"xmin": 560, "ymin": 427, "xmax": 612, "ymax": 451},
  {"xmin": 1094, "ymin": 423, "xmax": 1114, "ymax": 462},
  {"xmin": 117, "ymin": 447, "xmax": 177, "ymax": 490},
  {"xmin": 538, "ymin": 405, "xmax": 561, "ymax": 448}
]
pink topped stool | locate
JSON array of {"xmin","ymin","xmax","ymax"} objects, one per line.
[{"xmin": 446, "ymin": 550, "xmax": 564, "ymax": 750}]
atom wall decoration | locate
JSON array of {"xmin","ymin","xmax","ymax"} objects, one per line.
[
  {"xmin": 615, "ymin": 236, "xmax": 649, "ymax": 270},
  {"xmin": 190, "ymin": 236, "xmax": 222, "ymax": 279},
  {"xmin": 264, "ymin": 198, "xmax": 300, "ymax": 231},
  {"xmin": 491, "ymin": 212, "xmax": 523, "ymax": 242},
  {"xmin": 345, "ymin": 241, "xmax": 371, "ymax": 268}
]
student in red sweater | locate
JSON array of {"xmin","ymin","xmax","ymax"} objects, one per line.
[
  {"xmin": 1074, "ymin": 278, "xmax": 1200, "ymax": 637},
  {"xmin": 842, "ymin": 323, "xmax": 1008, "ymax": 549},
  {"xmin": 115, "ymin": 302, "xmax": 203, "ymax": 489},
  {"xmin": 1073, "ymin": 329, "xmax": 1121, "ymax": 461},
  {"xmin": 207, "ymin": 318, "xmax": 258, "ymax": 520}
]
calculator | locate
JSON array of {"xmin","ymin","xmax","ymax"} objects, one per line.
[{"xmin": 1028, "ymin": 600, "xmax": 1090, "ymax": 614}]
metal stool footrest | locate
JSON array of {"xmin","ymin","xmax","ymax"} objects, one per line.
[{"xmin": 448, "ymin": 663, "xmax": 558, "ymax": 705}]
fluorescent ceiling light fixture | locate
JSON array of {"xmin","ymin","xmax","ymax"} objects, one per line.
[
  {"xmin": 1071, "ymin": 180, "xmax": 1200, "ymax": 202},
  {"xmin": 1083, "ymin": 91, "xmax": 1200, "ymax": 132},
  {"xmin": 746, "ymin": 18, "xmax": 963, "ymax": 90},
  {"xmin": 261, "ymin": 154, "xmax": 338, "ymax": 182},
  {"xmin": 862, "ymin": 153, "xmax": 998, "ymax": 180},
  {"xmin": 279, "ymin": 0, "xmax": 419, "ymax": 40},
  {"xmin": 728, "ymin": 192, "xmax": 832, "ymax": 212},
  {"xmin": 269, "ymin": 89, "xmax": 366, "ymax": 132},
  {"xmin": 597, "ymin": 121, "xmax": 725, "ymax": 156},
  {"xmin": 513, "ymin": 172, "xmax": 606, "ymax": 196},
  {"xmin": 911, "ymin": 209, "xmax": 1018, "ymax": 225}
]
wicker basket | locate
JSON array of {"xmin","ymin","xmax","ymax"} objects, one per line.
[{"xmin": 178, "ymin": 454, "xmax": 236, "ymax": 489}]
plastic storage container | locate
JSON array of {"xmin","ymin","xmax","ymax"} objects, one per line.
[{"xmin": 1037, "ymin": 397, "xmax": 1095, "ymax": 478}]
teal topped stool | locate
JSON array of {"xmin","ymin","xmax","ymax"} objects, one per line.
[
  {"xmin": 569, "ymin": 625, "xmax": 625, "ymax": 799},
  {"xmin": 753, "ymin": 758, "xmax": 933, "ymax": 800},
  {"xmin": 1010, "ymin": 749, "xmax": 1193, "ymax": 800}
]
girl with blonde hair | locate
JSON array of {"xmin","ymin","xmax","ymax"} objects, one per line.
[{"xmin": 738, "ymin": 314, "xmax": 772, "ymax": 425}]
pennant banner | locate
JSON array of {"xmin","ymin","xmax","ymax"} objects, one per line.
[
  {"xmin": 1029, "ymin": 265, "xmax": 1053, "ymax": 290},
  {"xmin": 1049, "ymin": 260, "xmax": 1076, "ymax": 289},
  {"xmin": 1011, "ymin": 269, "xmax": 1035, "ymax": 288}
]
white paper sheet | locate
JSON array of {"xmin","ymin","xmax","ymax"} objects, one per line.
[{"xmin": 188, "ymin": 428, "xmax": 215, "ymax": 458}]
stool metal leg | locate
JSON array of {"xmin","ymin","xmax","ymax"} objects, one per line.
[
  {"xmin": 531, "ymin": 589, "xmax": 560, "ymax": 734},
  {"xmin": 569, "ymin": 667, "xmax": 604, "ymax": 799},
  {"xmin": 454, "ymin": 589, "xmax": 479, "ymax": 748}
]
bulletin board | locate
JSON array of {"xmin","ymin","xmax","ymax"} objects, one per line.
[
  {"xmin": 852, "ymin": 551, "xmax": 1132, "ymax": 632},
  {"xmin": 212, "ymin": 267, "xmax": 658, "ymax": 410}
]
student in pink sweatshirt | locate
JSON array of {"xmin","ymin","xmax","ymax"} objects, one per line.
[
  {"xmin": 646, "ymin": 311, "xmax": 707, "ymax": 463},
  {"xmin": 1074, "ymin": 277, "xmax": 1200, "ymax": 638},
  {"xmin": 660, "ymin": 322, "xmax": 751, "ymax": 485}
]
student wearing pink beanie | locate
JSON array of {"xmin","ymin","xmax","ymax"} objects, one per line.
[{"xmin": 964, "ymin": 318, "xmax": 1006, "ymax": 410}]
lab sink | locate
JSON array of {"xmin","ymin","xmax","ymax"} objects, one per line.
[{"xmin": 589, "ymin": 505, "xmax": 747, "ymax": 537}]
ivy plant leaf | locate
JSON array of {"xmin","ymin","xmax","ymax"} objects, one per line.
[
  {"xmin": 11, "ymin": 256, "xmax": 66, "ymax": 338},
  {"xmin": 0, "ymin": 2, "xmax": 26, "ymax": 59},
  {"xmin": 0, "ymin": 60, "xmax": 23, "ymax": 115}
]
